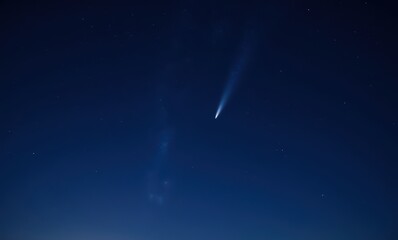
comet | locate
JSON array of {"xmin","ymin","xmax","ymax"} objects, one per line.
[{"xmin": 214, "ymin": 36, "xmax": 252, "ymax": 119}]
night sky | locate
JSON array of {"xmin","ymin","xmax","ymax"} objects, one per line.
[{"xmin": 1, "ymin": 1, "xmax": 397, "ymax": 239}]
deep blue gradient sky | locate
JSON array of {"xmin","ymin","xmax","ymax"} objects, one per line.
[{"xmin": 1, "ymin": 1, "xmax": 397, "ymax": 239}]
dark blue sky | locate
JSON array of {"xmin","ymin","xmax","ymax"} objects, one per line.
[{"xmin": 1, "ymin": 1, "xmax": 397, "ymax": 239}]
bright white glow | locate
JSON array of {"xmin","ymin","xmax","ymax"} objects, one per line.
[
  {"xmin": 215, "ymin": 92, "xmax": 228, "ymax": 119},
  {"xmin": 215, "ymin": 106, "xmax": 221, "ymax": 119}
]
